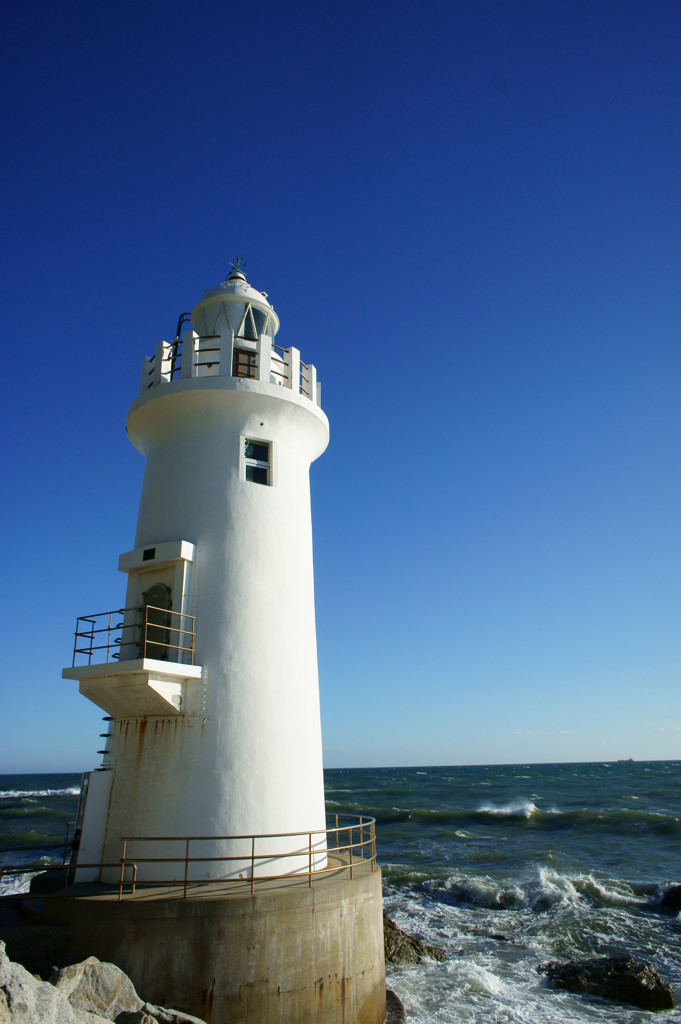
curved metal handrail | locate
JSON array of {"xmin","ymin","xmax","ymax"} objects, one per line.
[{"xmin": 116, "ymin": 813, "xmax": 377, "ymax": 898}]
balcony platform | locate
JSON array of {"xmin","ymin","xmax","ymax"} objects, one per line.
[{"xmin": 62, "ymin": 659, "xmax": 202, "ymax": 717}]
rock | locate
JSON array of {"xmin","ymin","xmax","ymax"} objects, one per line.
[
  {"xmin": 1, "ymin": 943, "xmax": 207, "ymax": 1024},
  {"xmin": 0, "ymin": 989, "xmax": 12, "ymax": 1024},
  {"xmin": 117, "ymin": 1005, "xmax": 207, "ymax": 1024},
  {"xmin": 383, "ymin": 912, "xmax": 446, "ymax": 965},
  {"xmin": 539, "ymin": 956, "xmax": 676, "ymax": 1010},
  {"xmin": 50, "ymin": 957, "xmax": 143, "ymax": 1019},
  {"xmin": 385, "ymin": 988, "xmax": 407, "ymax": 1023},
  {"xmin": 658, "ymin": 884, "xmax": 681, "ymax": 911},
  {"xmin": 0, "ymin": 939, "xmax": 85, "ymax": 1023}
]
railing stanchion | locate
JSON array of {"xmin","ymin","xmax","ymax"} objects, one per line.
[
  {"xmin": 183, "ymin": 838, "xmax": 190, "ymax": 898},
  {"xmin": 308, "ymin": 832, "xmax": 313, "ymax": 888},
  {"xmin": 349, "ymin": 827, "xmax": 353, "ymax": 880},
  {"xmin": 118, "ymin": 840, "xmax": 127, "ymax": 900},
  {"xmin": 131, "ymin": 864, "xmax": 137, "ymax": 895},
  {"xmin": 335, "ymin": 813, "xmax": 339, "ymax": 850},
  {"xmin": 251, "ymin": 837, "xmax": 255, "ymax": 895}
]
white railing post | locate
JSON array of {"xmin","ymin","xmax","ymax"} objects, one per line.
[
  {"xmin": 308, "ymin": 363, "xmax": 317, "ymax": 404},
  {"xmin": 218, "ymin": 333, "xmax": 233, "ymax": 376},
  {"xmin": 160, "ymin": 341, "xmax": 173, "ymax": 383},
  {"xmin": 258, "ymin": 335, "xmax": 272, "ymax": 383},
  {"xmin": 152, "ymin": 342, "xmax": 164, "ymax": 387},
  {"xmin": 287, "ymin": 347, "xmax": 300, "ymax": 393},
  {"xmin": 180, "ymin": 330, "xmax": 197, "ymax": 379},
  {"xmin": 139, "ymin": 356, "xmax": 153, "ymax": 394}
]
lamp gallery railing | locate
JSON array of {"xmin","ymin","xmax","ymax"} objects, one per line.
[
  {"xmin": 141, "ymin": 333, "xmax": 319, "ymax": 405},
  {"xmin": 116, "ymin": 814, "xmax": 377, "ymax": 899},
  {"xmin": 72, "ymin": 605, "xmax": 196, "ymax": 667}
]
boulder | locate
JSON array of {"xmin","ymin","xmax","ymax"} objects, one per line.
[
  {"xmin": 50, "ymin": 957, "xmax": 143, "ymax": 1020},
  {"xmin": 383, "ymin": 912, "xmax": 446, "ymax": 965},
  {"xmin": 0, "ymin": 944, "xmax": 209, "ymax": 1024},
  {"xmin": 0, "ymin": 940, "xmax": 85, "ymax": 1024},
  {"xmin": 539, "ymin": 956, "xmax": 675, "ymax": 1010},
  {"xmin": 385, "ymin": 988, "xmax": 407, "ymax": 1023}
]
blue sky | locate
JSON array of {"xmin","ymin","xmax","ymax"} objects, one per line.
[{"xmin": 2, "ymin": 0, "xmax": 679, "ymax": 772}]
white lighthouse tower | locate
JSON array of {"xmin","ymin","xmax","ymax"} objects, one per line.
[
  {"xmin": 60, "ymin": 265, "xmax": 386, "ymax": 1024},
  {"xmin": 65, "ymin": 262, "xmax": 330, "ymax": 877}
]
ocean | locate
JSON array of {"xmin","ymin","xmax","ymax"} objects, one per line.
[{"xmin": 1, "ymin": 761, "xmax": 680, "ymax": 1022}]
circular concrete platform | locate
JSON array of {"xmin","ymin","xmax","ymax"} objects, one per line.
[{"xmin": 46, "ymin": 858, "xmax": 386, "ymax": 1024}]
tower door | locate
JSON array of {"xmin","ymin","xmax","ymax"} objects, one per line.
[{"xmin": 140, "ymin": 582, "xmax": 172, "ymax": 660}]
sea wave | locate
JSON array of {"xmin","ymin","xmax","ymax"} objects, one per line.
[
  {"xmin": 0, "ymin": 830, "xmax": 65, "ymax": 850},
  {"xmin": 477, "ymin": 800, "xmax": 539, "ymax": 818},
  {"xmin": 2, "ymin": 805, "xmax": 73, "ymax": 819},
  {"xmin": 421, "ymin": 867, "xmax": 644, "ymax": 913},
  {"xmin": 440, "ymin": 875, "xmax": 526, "ymax": 909},
  {"xmin": 0, "ymin": 787, "xmax": 80, "ymax": 800},
  {"xmin": 376, "ymin": 803, "xmax": 681, "ymax": 834}
]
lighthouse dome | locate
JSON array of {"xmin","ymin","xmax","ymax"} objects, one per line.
[{"xmin": 191, "ymin": 266, "xmax": 280, "ymax": 341}]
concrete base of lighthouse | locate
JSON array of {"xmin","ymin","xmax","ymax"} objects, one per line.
[{"xmin": 45, "ymin": 862, "xmax": 386, "ymax": 1024}]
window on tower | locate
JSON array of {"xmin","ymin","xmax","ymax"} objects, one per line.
[
  {"xmin": 244, "ymin": 439, "xmax": 270, "ymax": 485},
  {"xmin": 232, "ymin": 347, "xmax": 257, "ymax": 378},
  {"xmin": 235, "ymin": 304, "xmax": 271, "ymax": 340}
]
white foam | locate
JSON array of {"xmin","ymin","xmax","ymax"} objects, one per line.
[
  {"xmin": 0, "ymin": 787, "xmax": 80, "ymax": 800},
  {"xmin": 478, "ymin": 799, "xmax": 538, "ymax": 819}
]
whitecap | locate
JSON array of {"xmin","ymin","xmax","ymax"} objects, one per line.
[
  {"xmin": 454, "ymin": 961, "xmax": 507, "ymax": 997},
  {"xmin": 0, "ymin": 787, "xmax": 80, "ymax": 799},
  {"xmin": 477, "ymin": 799, "xmax": 538, "ymax": 819}
]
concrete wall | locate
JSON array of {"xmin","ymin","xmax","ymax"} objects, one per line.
[{"xmin": 50, "ymin": 868, "xmax": 386, "ymax": 1024}]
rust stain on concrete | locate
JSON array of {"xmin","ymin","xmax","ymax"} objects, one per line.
[
  {"xmin": 198, "ymin": 977, "xmax": 216, "ymax": 1024},
  {"xmin": 136, "ymin": 718, "xmax": 148, "ymax": 768}
]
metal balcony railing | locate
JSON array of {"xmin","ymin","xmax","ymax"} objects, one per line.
[
  {"xmin": 0, "ymin": 814, "xmax": 377, "ymax": 900},
  {"xmin": 72, "ymin": 605, "xmax": 196, "ymax": 667},
  {"xmin": 114, "ymin": 814, "xmax": 377, "ymax": 898}
]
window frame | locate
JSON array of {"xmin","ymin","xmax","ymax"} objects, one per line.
[{"xmin": 242, "ymin": 437, "xmax": 273, "ymax": 487}]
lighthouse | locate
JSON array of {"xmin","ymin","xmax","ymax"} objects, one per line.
[{"xmin": 59, "ymin": 265, "xmax": 386, "ymax": 1024}]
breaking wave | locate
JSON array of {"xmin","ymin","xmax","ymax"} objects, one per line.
[{"xmin": 0, "ymin": 787, "xmax": 80, "ymax": 800}]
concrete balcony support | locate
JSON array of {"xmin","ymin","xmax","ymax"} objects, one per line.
[{"xmin": 62, "ymin": 659, "xmax": 203, "ymax": 718}]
